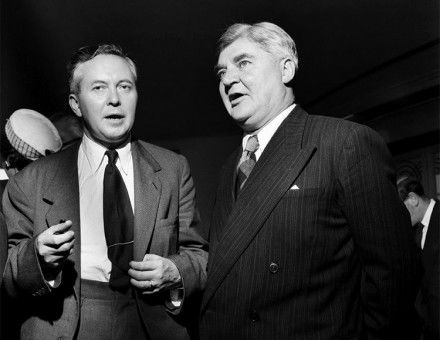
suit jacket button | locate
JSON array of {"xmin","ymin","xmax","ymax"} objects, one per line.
[
  {"xmin": 269, "ymin": 262, "xmax": 279, "ymax": 273},
  {"xmin": 249, "ymin": 310, "xmax": 259, "ymax": 322}
]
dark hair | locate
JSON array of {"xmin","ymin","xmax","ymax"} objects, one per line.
[
  {"xmin": 67, "ymin": 44, "xmax": 137, "ymax": 94},
  {"xmin": 397, "ymin": 177, "xmax": 425, "ymax": 201}
]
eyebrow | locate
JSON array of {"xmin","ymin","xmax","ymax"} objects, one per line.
[
  {"xmin": 233, "ymin": 53, "xmax": 254, "ymax": 63},
  {"xmin": 214, "ymin": 53, "xmax": 255, "ymax": 73},
  {"xmin": 89, "ymin": 79, "xmax": 135, "ymax": 85},
  {"xmin": 118, "ymin": 79, "xmax": 135, "ymax": 84},
  {"xmin": 213, "ymin": 64, "xmax": 223, "ymax": 74}
]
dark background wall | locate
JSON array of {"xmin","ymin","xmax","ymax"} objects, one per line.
[{"xmin": 1, "ymin": 0, "xmax": 439, "ymax": 225}]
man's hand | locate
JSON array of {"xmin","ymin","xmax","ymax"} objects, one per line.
[
  {"xmin": 35, "ymin": 220, "xmax": 75, "ymax": 280},
  {"xmin": 129, "ymin": 254, "xmax": 182, "ymax": 294}
]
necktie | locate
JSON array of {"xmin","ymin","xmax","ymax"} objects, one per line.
[
  {"xmin": 236, "ymin": 135, "xmax": 259, "ymax": 196},
  {"xmin": 414, "ymin": 222, "xmax": 424, "ymax": 250},
  {"xmin": 103, "ymin": 149, "xmax": 134, "ymax": 290}
]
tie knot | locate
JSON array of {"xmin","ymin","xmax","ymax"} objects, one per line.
[
  {"xmin": 245, "ymin": 135, "xmax": 259, "ymax": 153},
  {"xmin": 415, "ymin": 222, "xmax": 424, "ymax": 232},
  {"xmin": 105, "ymin": 149, "xmax": 119, "ymax": 165}
]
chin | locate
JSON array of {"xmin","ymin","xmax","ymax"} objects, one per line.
[
  {"xmin": 102, "ymin": 131, "xmax": 130, "ymax": 144},
  {"xmin": 229, "ymin": 107, "xmax": 252, "ymax": 124}
]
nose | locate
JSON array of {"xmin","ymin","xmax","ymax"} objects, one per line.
[
  {"xmin": 221, "ymin": 67, "xmax": 239, "ymax": 93},
  {"xmin": 107, "ymin": 86, "xmax": 120, "ymax": 106}
]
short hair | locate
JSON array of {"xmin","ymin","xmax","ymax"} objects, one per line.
[
  {"xmin": 67, "ymin": 44, "xmax": 137, "ymax": 94},
  {"xmin": 397, "ymin": 177, "xmax": 425, "ymax": 201},
  {"xmin": 217, "ymin": 22, "xmax": 299, "ymax": 71}
]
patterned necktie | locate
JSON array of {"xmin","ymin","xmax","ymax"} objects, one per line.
[
  {"xmin": 103, "ymin": 149, "xmax": 134, "ymax": 290},
  {"xmin": 236, "ymin": 135, "xmax": 259, "ymax": 196}
]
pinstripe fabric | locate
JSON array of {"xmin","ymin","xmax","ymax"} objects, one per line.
[{"xmin": 200, "ymin": 106, "xmax": 420, "ymax": 340}]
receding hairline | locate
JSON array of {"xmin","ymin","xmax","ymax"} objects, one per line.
[{"xmin": 70, "ymin": 53, "xmax": 137, "ymax": 94}]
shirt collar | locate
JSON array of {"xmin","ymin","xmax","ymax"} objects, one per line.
[
  {"xmin": 242, "ymin": 103, "xmax": 295, "ymax": 160},
  {"xmin": 421, "ymin": 199, "xmax": 436, "ymax": 227},
  {"xmin": 81, "ymin": 134, "xmax": 132, "ymax": 175}
]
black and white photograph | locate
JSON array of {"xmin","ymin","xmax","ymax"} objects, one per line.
[{"xmin": 0, "ymin": 1, "xmax": 438, "ymax": 339}]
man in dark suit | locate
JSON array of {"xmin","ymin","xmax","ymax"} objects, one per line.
[
  {"xmin": 199, "ymin": 22, "xmax": 420, "ymax": 339},
  {"xmin": 398, "ymin": 177, "xmax": 439, "ymax": 340},
  {"xmin": 2, "ymin": 44, "xmax": 207, "ymax": 339}
]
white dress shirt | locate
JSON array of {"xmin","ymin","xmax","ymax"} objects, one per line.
[
  {"xmin": 78, "ymin": 134, "xmax": 134, "ymax": 282},
  {"xmin": 241, "ymin": 104, "xmax": 296, "ymax": 162},
  {"xmin": 420, "ymin": 198, "xmax": 436, "ymax": 249}
]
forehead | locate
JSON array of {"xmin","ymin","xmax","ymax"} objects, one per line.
[
  {"xmin": 217, "ymin": 37, "xmax": 267, "ymax": 64},
  {"xmin": 74, "ymin": 54, "xmax": 135, "ymax": 83}
]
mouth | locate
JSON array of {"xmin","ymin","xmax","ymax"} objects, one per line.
[
  {"xmin": 228, "ymin": 93, "xmax": 245, "ymax": 107},
  {"xmin": 105, "ymin": 114, "xmax": 124, "ymax": 120}
]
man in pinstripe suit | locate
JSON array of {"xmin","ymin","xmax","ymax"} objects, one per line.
[{"xmin": 199, "ymin": 22, "xmax": 420, "ymax": 339}]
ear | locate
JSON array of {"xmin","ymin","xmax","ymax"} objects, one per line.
[
  {"xmin": 69, "ymin": 94, "xmax": 82, "ymax": 118},
  {"xmin": 406, "ymin": 192, "xmax": 420, "ymax": 207},
  {"xmin": 280, "ymin": 58, "xmax": 295, "ymax": 84}
]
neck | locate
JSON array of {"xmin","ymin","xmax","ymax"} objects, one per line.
[
  {"xmin": 84, "ymin": 132, "xmax": 131, "ymax": 150},
  {"xmin": 246, "ymin": 100, "xmax": 295, "ymax": 135}
]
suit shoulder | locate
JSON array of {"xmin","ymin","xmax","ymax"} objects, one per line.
[
  {"xmin": 135, "ymin": 140, "xmax": 186, "ymax": 165},
  {"xmin": 306, "ymin": 114, "xmax": 381, "ymax": 144},
  {"xmin": 302, "ymin": 114, "xmax": 391, "ymax": 168},
  {"xmin": 9, "ymin": 146, "xmax": 73, "ymax": 184},
  {"xmin": 307, "ymin": 113, "xmax": 369, "ymax": 131}
]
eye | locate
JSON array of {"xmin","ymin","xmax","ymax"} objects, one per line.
[
  {"xmin": 238, "ymin": 60, "xmax": 250, "ymax": 69},
  {"xmin": 118, "ymin": 83, "xmax": 133, "ymax": 91},
  {"xmin": 92, "ymin": 85, "xmax": 106, "ymax": 92},
  {"xmin": 216, "ymin": 69, "xmax": 226, "ymax": 80}
]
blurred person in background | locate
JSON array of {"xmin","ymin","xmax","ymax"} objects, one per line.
[
  {"xmin": 398, "ymin": 177, "xmax": 439, "ymax": 340},
  {"xmin": 49, "ymin": 111, "xmax": 83, "ymax": 149},
  {"xmin": 1, "ymin": 108, "xmax": 62, "ymax": 179}
]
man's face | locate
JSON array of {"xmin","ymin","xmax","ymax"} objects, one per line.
[
  {"xmin": 69, "ymin": 54, "xmax": 137, "ymax": 147},
  {"xmin": 403, "ymin": 195, "xmax": 419, "ymax": 226},
  {"xmin": 216, "ymin": 37, "xmax": 290, "ymax": 132}
]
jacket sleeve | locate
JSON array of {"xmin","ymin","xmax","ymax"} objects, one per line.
[
  {"xmin": 2, "ymin": 174, "xmax": 54, "ymax": 298},
  {"xmin": 167, "ymin": 155, "xmax": 208, "ymax": 313},
  {"xmin": 337, "ymin": 124, "xmax": 421, "ymax": 339}
]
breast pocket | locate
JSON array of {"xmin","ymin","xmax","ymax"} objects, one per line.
[{"xmin": 284, "ymin": 187, "xmax": 322, "ymax": 198}]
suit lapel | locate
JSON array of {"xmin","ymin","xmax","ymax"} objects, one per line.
[
  {"xmin": 41, "ymin": 140, "xmax": 163, "ymax": 269},
  {"xmin": 131, "ymin": 141, "xmax": 162, "ymax": 260},
  {"xmin": 202, "ymin": 107, "xmax": 317, "ymax": 311},
  {"xmin": 209, "ymin": 148, "xmax": 241, "ymax": 245}
]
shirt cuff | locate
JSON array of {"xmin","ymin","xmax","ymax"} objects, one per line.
[
  {"xmin": 168, "ymin": 288, "xmax": 184, "ymax": 308},
  {"xmin": 47, "ymin": 271, "xmax": 62, "ymax": 288}
]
